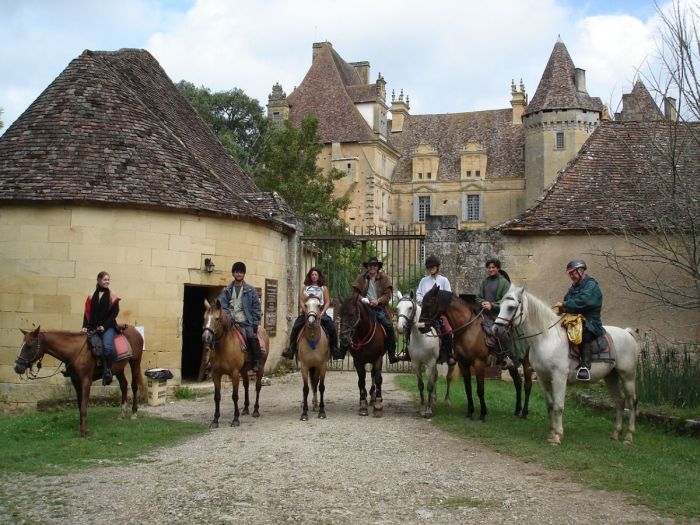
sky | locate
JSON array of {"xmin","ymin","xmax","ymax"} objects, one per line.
[{"xmin": 0, "ymin": 0, "xmax": 680, "ymax": 135}]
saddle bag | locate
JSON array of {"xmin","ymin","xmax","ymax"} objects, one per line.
[{"xmin": 88, "ymin": 333, "xmax": 103, "ymax": 357}]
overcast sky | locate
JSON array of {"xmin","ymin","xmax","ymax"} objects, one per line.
[{"xmin": 0, "ymin": 0, "xmax": 680, "ymax": 135}]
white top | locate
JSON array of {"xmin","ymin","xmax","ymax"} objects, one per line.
[
  {"xmin": 416, "ymin": 274, "xmax": 452, "ymax": 304},
  {"xmin": 304, "ymin": 284, "xmax": 325, "ymax": 307}
]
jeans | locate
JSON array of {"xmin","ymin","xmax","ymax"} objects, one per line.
[{"xmin": 102, "ymin": 327, "xmax": 116, "ymax": 359}]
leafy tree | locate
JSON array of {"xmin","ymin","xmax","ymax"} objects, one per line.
[
  {"xmin": 176, "ymin": 81, "xmax": 269, "ymax": 175},
  {"xmin": 596, "ymin": 1, "xmax": 700, "ymax": 312},
  {"xmin": 0, "ymin": 107, "xmax": 4, "ymax": 130},
  {"xmin": 256, "ymin": 114, "xmax": 348, "ymax": 232}
]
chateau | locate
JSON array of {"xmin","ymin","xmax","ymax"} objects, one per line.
[{"xmin": 267, "ymin": 40, "xmax": 672, "ymax": 230}]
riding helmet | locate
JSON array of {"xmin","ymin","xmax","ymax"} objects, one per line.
[
  {"xmin": 425, "ymin": 255, "xmax": 440, "ymax": 268},
  {"xmin": 565, "ymin": 259, "xmax": 587, "ymax": 272}
]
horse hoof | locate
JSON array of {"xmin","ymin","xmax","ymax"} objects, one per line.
[
  {"xmin": 373, "ymin": 409, "xmax": 383, "ymax": 418},
  {"xmin": 241, "ymin": 408, "xmax": 249, "ymax": 416},
  {"xmin": 209, "ymin": 421, "xmax": 219, "ymax": 429},
  {"xmin": 300, "ymin": 414, "xmax": 308, "ymax": 421},
  {"xmin": 318, "ymin": 411, "xmax": 326, "ymax": 419},
  {"xmin": 252, "ymin": 411, "xmax": 260, "ymax": 418},
  {"xmin": 231, "ymin": 420, "xmax": 240, "ymax": 427},
  {"xmin": 359, "ymin": 408, "xmax": 369, "ymax": 416},
  {"xmin": 131, "ymin": 413, "xmax": 138, "ymax": 420},
  {"xmin": 423, "ymin": 412, "xmax": 433, "ymax": 419}
]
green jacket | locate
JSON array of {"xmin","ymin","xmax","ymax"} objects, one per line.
[
  {"xmin": 476, "ymin": 274, "xmax": 511, "ymax": 315},
  {"xmin": 562, "ymin": 276, "xmax": 604, "ymax": 336}
]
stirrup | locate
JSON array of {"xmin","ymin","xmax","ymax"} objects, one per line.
[
  {"xmin": 281, "ymin": 347, "xmax": 294, "ymax": 359},
  {"xmin": 396, "ymin": 350, "xmax": 410, "ymax": 362},
  {"xmin": 576, "ymin": 366, "xmax": 591, "ymax": 381},
  {"xmin": 387, "ymin": 353, "xmax": 400, "ymax": 364}
]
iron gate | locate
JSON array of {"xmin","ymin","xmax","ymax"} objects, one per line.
[{"xmin": 300, "ymin": 225, "xmax": 425, "ymax": 372}]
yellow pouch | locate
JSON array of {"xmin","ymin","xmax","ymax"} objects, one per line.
[{"xmin": 560, "ymin": 313, "xmax": 585, "ymax": 344}]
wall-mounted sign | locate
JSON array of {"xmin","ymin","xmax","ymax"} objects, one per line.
[{"xmin": 264, "ymin": 279, "xmax": 278, "ymax": 335}]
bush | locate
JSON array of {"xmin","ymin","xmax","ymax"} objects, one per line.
[
  {"xmin": 637, "ymin": 341, "xmax": 700, "ymax": 408},
  {"xmin": 174, "ymin": 386, "xmax": 197, "ymax": 400}
]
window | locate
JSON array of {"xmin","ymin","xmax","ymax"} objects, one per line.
[
  {"xmin": 466, "ymin": 170, "xmax": 472, "ymax": 177},
  {"xmin": 427, "ymin": 172, "xmax": 432, "ymax": 179},
  {"xmin": 556, "ymin": 132, "xmax": 565, "ymax": 150},
  {"xmin": 418, "ymin": 172, "xmax": 423, "ymax": 179},
  {"xmin": 475, "ymin": 170, "xmax": 480, "ymax": 178},
  {"xmin": 464, "ymin": 194, "xmax": 481, "ymax": 222},
  {"xmin": 418, "ymin": 196, "xmax": 431, "ymax": 222}
]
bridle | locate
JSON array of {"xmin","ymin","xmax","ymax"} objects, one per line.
[
  {"xmin": 421, "ymin": 292, "xmax": 484, "ymax": 337},
  {"xmin": 396, "ymin": 295, "xmax": 416, "ymax": 346},
  {"xmin": 494, "ymin": 293, "xmax": 524, "ymax": 331},
  {"xmin": 16, "ymin": 333, "xmax": 44, "ymax": 373},
  {"xmin": 339, "ymin": 299, "xmax": 377, "ymax": 351},
  {"xmin": 203, "ymin": 309, "xmax": 226, "ymax": 346}
]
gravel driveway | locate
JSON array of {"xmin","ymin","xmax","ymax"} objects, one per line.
[{"xmin": 0, "ymin": 372, "xmax": 677, "ymax": 524}]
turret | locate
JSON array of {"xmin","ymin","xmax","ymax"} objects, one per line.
[
  {"xmin": 510, "ymin": 79, "xmax": 527, "ymax": 124},
  {"xmin": 389, "ymin": 89, "xmax": 410, "ymax": 133},
  {"xmin": 267, "ymin": 83, "xmax": 289, "ymax": 124}
]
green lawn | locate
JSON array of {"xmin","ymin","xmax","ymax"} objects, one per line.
[{"xmin": 395, "ymin": 374, "xmax": 700, "ymax": 519}]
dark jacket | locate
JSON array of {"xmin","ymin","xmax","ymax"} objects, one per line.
[
  {"xmin": 83, "ymin": 289, "xmax": 120, "ymax": 331},
  {"xmin": 476, "ymin": 273, "xmax": 511, "ymax": 315},
  {"xmin": 219, "ymin": 281, "xmax": 262, "ymax": 328},
  {"xmin": 562, "ymin": 275, "xmax": 604, "ymax": 336},
  {"xmin": 352, "ymin": 271, "xmax": 393, "ymax": 317}
]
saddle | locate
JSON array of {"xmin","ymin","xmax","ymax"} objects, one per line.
[
  {"xmin": 87, "ymin": 332, "xmax": 133, "ymax": 362},
  {"xmin": 568, "ymin": 333, "xmax": 616, "ymax": 362},
  {"xmin": 233, "ymin": 328, "xmax": 267, "ymax": 354}
]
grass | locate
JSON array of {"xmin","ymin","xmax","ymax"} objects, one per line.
[
  {"xmin": 395, "ymin": 374, "xmax": 700, "ymax": 520},
  {"xmin": 0, "ymin": 405, "xmax": 207, "ymax": 476}
]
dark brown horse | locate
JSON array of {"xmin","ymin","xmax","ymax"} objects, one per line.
[
  {"xmin": 419, "ymin": 285, "xmax": 532, "ymax": 421},
  {"xmin": 14, "ymin": 326, "xmax": 144, "ymax": 437},
  {"xmin": 202, "ymin": 299, "xmax": 269, "ymax": 428},
  {"xmin": 338, "ymin": 296, "xmax": 386, "ymax": 417}
]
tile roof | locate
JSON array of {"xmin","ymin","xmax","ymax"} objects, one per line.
[
  {"xmin": 524, "ymin": 41, "xmax": 604, "ymax": 116},
  {"xmin": 497, "ymin": 120, "xmax": 700, "ymax": 233},
  {"xmin": 286, "ymin": 43, "xmax": 377, "ymax": 143},
  {"xmin": 617, "ymin": 81, "xmax": 664, "ymax": 121},
  {"xmin": 389, "ymin": 109, "xmax": 525, "ymax": 182},
  {"xmin": 0, "ymin": 49, "xmax": 295, "ymax": 230}
]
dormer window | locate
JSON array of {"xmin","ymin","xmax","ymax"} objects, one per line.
[
  {"xmin": 412, "ymin": 144, "xmax": 439, "ymax": 182},
  {"xmin": 460, "ymin": 140, "xmax": 487, "ymax": 180}
]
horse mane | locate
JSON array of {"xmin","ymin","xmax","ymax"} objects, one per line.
[{"xmin": 520, "ymin": 289, "xmax": 560, "ymax": 333}]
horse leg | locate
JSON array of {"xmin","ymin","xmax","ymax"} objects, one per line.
[
  {"xmin": 460, "ymin": 362, "xmax": 475, "ymax": 420},
  {"xmin": 425, "ymin": 362, "xmax": 438, "ymax": 419},
  {"xmin": 548, "ymin": 375, "xmax": 567, "ymax": 445},
  {"xmin": 621, "ymin": 371, "xmax": 638, "ymax": 445},
  {"xmin": 231, "ymin": 374, "xmax": 242, "ymax": 426},
  {"xmin": 301, "ymin": 365, "xmax": 310, "ymax": 421},
  {"xmin": 372, "ymin": 365, "xmax": 383, "ymax": 418},
  {"xmin": 444, "ymin": 363, "xmax": 455, "ymax": 407},
  {"xmin": 209, "ymin": 373, "xmax": 222, "ymax": 429},
  {"xmin": 508, "ymin": 365, "xmax": 523, "ymax": 417},
  {"xmin": 415, "ymin": 363, "xmax": 426, "ymax": 416},
  {"xmin": 252, "ymin": 371, "xmax": 262, "ymax": 418},
  {"xmin": 129, "ymin": 359, "xmax": 141, "ymax": 419},
  {"xmin": 116, "ymin": 373, "xmax": 128, "ymax": 420},
  {"xmin": 538, "ymin": 377, "xmax": 557, "ymax": 442},
  {"xmin": 474, "ymin": 362, "xmax": 488, "ymax": 422},
  {"xmin": 78, "ymin": 379, "xmax": 92, "ymax": 437},
  {"xmin": 311, "ymin": 367, "xmax": 319, "ymax": 412},
  {"xmin": 522, "ymin": 357, "xmax": 533, "ymax": 420},
  {"xmin": 356, "ymin": 364, "xmax": 368, "ymax": 416},
  {"xmin": 241, "ymin": 374, "xmax": 250, "ymax": 416},
  {"xmin": 318, "ymin": 366, "xmax": 326, "ymax": 419}
]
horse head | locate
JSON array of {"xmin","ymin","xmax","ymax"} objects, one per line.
[
  {"xmin": 304, "ymin": 295, "xmax": 322, "ymax": 328},
  {"xmin": 14, "ymin": 326, "xmax": 44, "ymax": 375},
  {"xmin": 395, "ymin": 291, "xmax": 417, "ymax": 335},
  {"xmin": 202, "ymin": 298, "xmax": 227, "ymax": 348},
  {"xmin": 493, "ymin": 285, "xmax": 525, "ymax": 338},
  {"xmin": 418, "ymin": 284, "xmax": 449, "ymax": 328}
]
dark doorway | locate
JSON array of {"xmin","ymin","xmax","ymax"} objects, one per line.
[{"xmin": 181, "ymin": 285, "xmax": 224, "ymax": 381}]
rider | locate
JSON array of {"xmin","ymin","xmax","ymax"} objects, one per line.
[
  {"xmin": 82, "ymin": 271, "xmax": 120, "ymax": 385},
  {"xmin": 414, "ymin": 255, "xmax": 456, "ymax": 366},
  {"xmin": 219, "ymin": 261, "xmax": 263, "ymax": 372},
  {"xmin": 552, "ymin": 259, "xmax": 604, "ymax": 381},
  {"xmin": 351, "ymin": 256, "xmax": 400, "ymax": 364},
  {"xmin": 282, "ymin": 267, "xmax": 341, "ymax": 360}
]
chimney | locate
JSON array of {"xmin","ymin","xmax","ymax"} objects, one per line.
[
  {"xmin": 574, "ymin": 68, "xmax": 586, "ymax": 93},
  {"xmin": 389, "ymin": 89, "xmax": 410, "ymax": 133},
  {"xmin": 350, "ymin": 61, "xmax": 370, "ymax": 84},
  {"xmin": 664, "ymin": 97, "xmax": 677, "ymax": 121},
  {"xmin": 510, "ymin": 79, "xmax": 527, "ymax": 124},
  {"xmin": 312, "ymin": 41, "xmax": 330, "ymax": 62}
]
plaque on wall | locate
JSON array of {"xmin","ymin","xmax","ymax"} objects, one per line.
[{"xmin": 264, "ymin": 279, "xmax": 278, "ymax": 335}]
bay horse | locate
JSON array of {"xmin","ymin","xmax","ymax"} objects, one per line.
[
  {"xmin": 493, "ymin": 285, "xmax": 640, "ymax": 445},
  {"xmin": 419, "ymin": 284, "xmax": 533, "ymax": 422},
  {"xmin": 202, "ymin": 299, "xmax": 269, "ymax": 428},
  {"xmin": 14, "ymin": 325, "xmax": 144, "ymax": 437},
  {"xmin": 338, "ymin": 296, "xmax": 386, "ymax": 417},
  {"xmin": 297, "ymin": 295, "xmax": 330, "ymax": 421}
]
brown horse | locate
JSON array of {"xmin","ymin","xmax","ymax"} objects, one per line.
[
  {"xmin": 419, "ymin": 284, "xmax": 533, "ymax": 422},
  {"xmin": 201, "ymin": 299, "xmax": 269, "ymax": 428},
  {"xmin": 297, "ymin": 295, "xmax": 330, "ymax": 421},
  {"xmin": 338, "ymin": 296, "xmax": 386, "ymax": 417},
  {"xmin": 14, "ymin": 326, "xmax": 144, "ymax": 437}
]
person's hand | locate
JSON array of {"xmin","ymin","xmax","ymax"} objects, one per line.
[
  {"xmin": 96, "ymin": 326, "xmax": 104, "ymax": 333},
  {"xmin": 81, "ymin": 327, "xmax": 88, "ymax": 334},
  {"xmin": 361, "ymin": 297, "xmax": 370, "ymax": 305},
  {"xmin": 552, "ymin": 302, "xmax": 563, "ymax": 314},
  {"xmin": 369, "ymin": 299, "xmax": 379, "ymax": 307},
  {"xmin": 481, "ymin": 301, "xmax": 492, "ymax": 311}
]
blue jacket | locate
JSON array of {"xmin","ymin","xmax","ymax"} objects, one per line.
[
  {"xmin": 563, "ymin": 275, "xmax": 604, "ymax": 336},
  {"xmin": 219, "ymin": 281, "xmax": 262, "ymax": 328}
]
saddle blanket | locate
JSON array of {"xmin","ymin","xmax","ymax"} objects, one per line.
[
  {"xmin": 235, "ymin": 331, "xmax": 267, "ymax": 354},
  {"xmin": 568, "ymin": 333, "xmax": 616, "ymax": 362},
  {"xmin": 114, "ymin": 334, "xmax": 133, "ymax": 362}
]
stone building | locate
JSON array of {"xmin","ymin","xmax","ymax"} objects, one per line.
[{"xmin": 0, "ymin": 49, "xmax": 299, "ymax": 410}]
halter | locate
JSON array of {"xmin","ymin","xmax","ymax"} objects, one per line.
[
  {"xmin": 16, "ymin": 331, "xmax": 87, "ymax": 380},
  {"xmin": 202, "ymin": 309, "xmax": 227, "ymax": 346},
  {"xmin": 340, "ymin": 300, "xmax": 378, "ymax": 352},
  {"xmin": 494, "ymin": 292, "xmax": 562, "ymax": 340},
  {"xmin": 396, "ymin": 295, "xmax": 416, "ymax": 347}
]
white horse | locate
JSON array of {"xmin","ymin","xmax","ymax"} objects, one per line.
[
  {"xmin": 493, "ymin": 284, "xmax": 640, "ymax": 445},
  {"xmin": 395, "ymin": 291, "xmax": 454, "ymax": 418}
]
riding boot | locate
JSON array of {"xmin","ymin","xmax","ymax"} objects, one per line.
[
  {"xmin": 576, "ymin": 344, "xmax": 592, "ymax": 381},
  {"xmin": 281, "ymin": 341, "xmax": 296, "ymax": 360},
  {"xmin": 247, "ymin": 337, "xmax": 262, "ymax": 372},
  {"xmin": 101, "ymin": 355, "xmax": 113, "ymax": 386},
  {"xmin": 283, "ymin": 317, "xmax": 304, "ymax": 359},
  {"xmin": 441, "ymin": 334, "xmax": 456, "ymax": 366},
  {"xmin": 328, "ymin": 324, "xmax": 344, "ymax": 360},
  {"xmin": 385, "ymin": 327, "xmax": 401, "ymax": 364}
]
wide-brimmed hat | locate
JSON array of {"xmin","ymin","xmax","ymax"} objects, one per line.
[{"xmin": 363, "ymin": 256, "xmax": 383, "ymax": 269}]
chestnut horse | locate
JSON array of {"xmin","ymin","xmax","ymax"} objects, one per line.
[
  {"xmin": 297, "ymin": 295, "xmax": 330, "ymax": 421},
  {"xmin": 14, "ymin": 326, "xmax": 144, "ymax": 437},
  {"xmin": 202, "ymin": 299, "xmax": 269, "ymax": 428},
  {"xmin": 419, "ymin": 284, "xmax": 533, "ymax": 422},
  {"xmin": 338, "ymin": 296, "xmax": 386, "ymax": 417}
]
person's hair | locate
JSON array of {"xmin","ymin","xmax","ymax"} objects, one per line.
[
  {"xmin": 231, "ymin": 261, "xmax": 246, "ymax": 274},
  {"xmin": 96, "ymin": 271, "xmax": 109, "ymax": 280},
  {"xmin": 304, "ymin": 267, "xmax": 326, "ymax": 286},
  {"xmin": 485, "ymin": 258, "xmax": 501, "ymax": 269}
]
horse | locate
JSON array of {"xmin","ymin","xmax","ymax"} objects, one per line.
[
  {"xmin": 13, "ymin": 325, "xmax": 144, "ymax": 437},
  {"xmin": 296, "ymin": 295, "xmax": 330, "ymax": 421},
  {"xmin": 493, "ymin": 284, "xmax": 640, "ymax": 445},
  {"xmin": 338, "ymin": 296, "xmax": 386, "ymax": 417},
  {"xmin": 201, "ymin": 299, "xmax": 269, "ymax": 428},
  {"xmin": 395, "ymin": 290, "xmax": 457, "ymax": 418},
  {"xmin": 419, "ymin": 284, "xmax": 533, "ymax": 422}
]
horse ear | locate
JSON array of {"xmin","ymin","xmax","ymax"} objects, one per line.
[
  {"xmin": 431, "ymin": 283, "xmax": 439, "ymax": 291},
  {"xmin": 409, "ymin": 290, "xmax": 415, "ymax": 299},
  {"xmin": 20, "ymin": 328, "xmax": 28, "ymax": 335},
  {"xmin": 33, "ymin": 326, "xmax": 40, "ymax": 335},
  {"xmin": 215, "ymin": 299, "xmax": 222, "ymax": 309},
  {"xmin": 204, "ymin": 298, "xmax": 210, "ymax": 309}
]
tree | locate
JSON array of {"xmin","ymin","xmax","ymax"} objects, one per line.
[
  {"xmin": 0, "ymin": 107, "xmax": 4, "ymax": 130},
  {"xmin": 255, "ymin": 114, "xmax": 348, "ymax": 233},
  {"xmin": 595, "ymin": 1, "xmax": 700, "ymax": 312},
  {"xmin": 176, "ymin": 81, "xmax": 269, "ymax": 176}
]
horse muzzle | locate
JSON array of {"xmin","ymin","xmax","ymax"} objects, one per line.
[
  {"xmin": 14, "ymin": 360, "xmax": 28, "ymax": 374},
  {"xmin": 492, "ymin": 323, "xmax": 507, "ymax": 338},
  {"xmin": 202, "ymin": 329, "xmax": 215, "ymax": 348}
]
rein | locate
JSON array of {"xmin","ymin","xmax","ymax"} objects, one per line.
[
  {"xmin": 341, "ymin": 302, "xmax": 378, "ymax": 351},
  {"xmin": 17, "ymin": 333, "xmax": 89, "ymax": 380}
]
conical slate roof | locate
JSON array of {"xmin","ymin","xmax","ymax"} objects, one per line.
[
  {"xmin": 0, "ymin": 49, "xmax": 294, "ymax": 228},
  {"xmin": 617, "ymin": 80, "xmax": 664, "ymax": 121},
  {"xmin": 524, "ymin": 41, "xmax": 604, "ymax": 116},
  {"xmin": 286, "ymin": 43, "xmax": 376, "ymax": 143}
]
